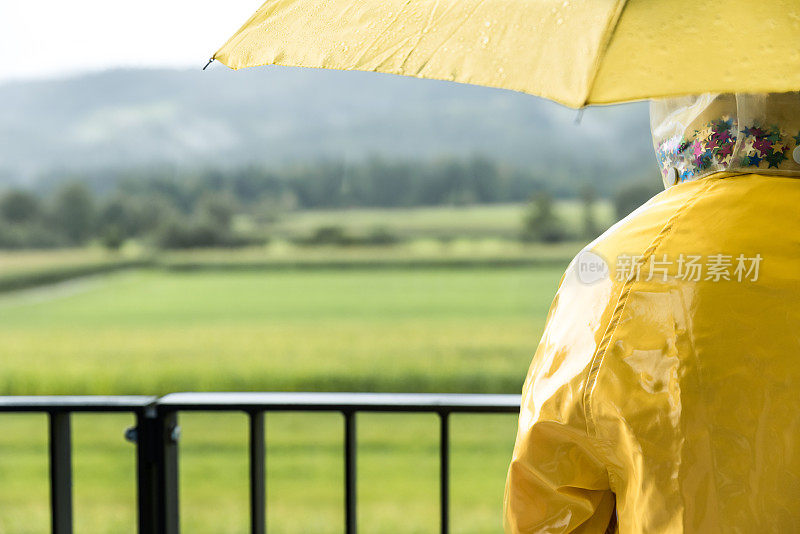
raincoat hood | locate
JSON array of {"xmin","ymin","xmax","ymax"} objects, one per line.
[{"xmin": 652, "ymin": 92, "xmax": 800, "ymax": 188}]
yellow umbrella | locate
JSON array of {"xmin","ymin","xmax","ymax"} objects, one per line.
[{"xmin": 210, "ymin": 0, "xmax": 800, "ymax": 108}]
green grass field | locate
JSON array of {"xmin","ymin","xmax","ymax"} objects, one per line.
[
  {"xmin": 0, "ymin": 268, "xmax": 561, "ymax": 394},
  {"xmin": 0, "ymin": 264, "xmax": 566, "ymax": 533},
  {"xmin": 0, "ymin": 192, "xmax": 610, "ymax": 532}
]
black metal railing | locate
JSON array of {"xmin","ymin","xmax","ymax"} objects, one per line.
[{"xmin": 0, "ymin": 393, "xmax": 521, "ymax": 534}]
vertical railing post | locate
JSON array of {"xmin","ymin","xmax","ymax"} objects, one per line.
[
  {"xmin": 249, "ymin": 411, "xmax": 266, "ymax": 534},
  {"xmin": 49, "ymin": 411, "xmax": 73, "ymax": 534},
  {"xmin": 135, "ymin": 407, "xmax": 179, "ymax": 534},
  {"xmin": 159, "ymin": 410, "xmax": 180, "ymax": 534},
  {"xmin": 135, "ymin": 407, "xmax": 157, "ymax": 534},
  {"xmin": 439, "ymin": 412, "xmax": 450, "ymax": 534},
  {"xmin": 343, "ymin": 411, "xmax": 357, "ymax": 534}
]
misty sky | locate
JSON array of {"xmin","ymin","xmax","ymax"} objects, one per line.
[{"xmin": 1, "ymin": 0, "xmax": 263, "ymax": 82}]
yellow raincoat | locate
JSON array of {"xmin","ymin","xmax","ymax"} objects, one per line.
[{"xmin": 505, "ymin": 93, "xmax": 800, "ymax": 532}]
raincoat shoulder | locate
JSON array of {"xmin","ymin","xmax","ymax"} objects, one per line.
[{"xmin": 505, "ymin": 174, "xmax": 800, "ymax": 533}]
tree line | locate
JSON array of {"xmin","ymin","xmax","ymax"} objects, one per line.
[{"xmin": 0, "ymin": 158, "xmax": 661, "ymax": 249}]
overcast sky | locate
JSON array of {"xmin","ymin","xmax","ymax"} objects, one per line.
[{"xmin": 0, "ymin": 0, "xmax": 264, "ymax": 83}]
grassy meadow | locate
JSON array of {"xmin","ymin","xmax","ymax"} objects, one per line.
[
  {"xmin": 0, "ymin": 202, "xmax": 589, "ymax": 533},
  {"xmin": 0, "ymin": 268, "xmax": 562, "ymax": 394}
]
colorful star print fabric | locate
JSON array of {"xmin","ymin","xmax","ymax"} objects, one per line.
[{"xmin": 651, "ymin": 93, "xmax": 800, "ymax": 188}]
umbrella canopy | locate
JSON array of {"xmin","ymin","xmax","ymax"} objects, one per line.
[{"xmin": 211, "ymin": 0, "xmax": 800, "ymax": 108}]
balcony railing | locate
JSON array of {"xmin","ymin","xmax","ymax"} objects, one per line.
[{"xmin": 0, "ymin": 392, "xmax": 521, "ymax": 534}]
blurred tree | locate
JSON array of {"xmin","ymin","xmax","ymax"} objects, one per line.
[
  {"xmin": 251, "ymin": 193, "xmax": 296, "ymax": 224},
  {"xmin": 197, "ymin": 192, "xmax": 238, "ymax": 229},
  {"xmin": 465, "ymin": 156, "xmax": 500, "ymax": 203},
  {"xmin": 364, "ymin": 226, "xmax": 401, "ymax": 246},
  {"xmin": 100, "ymin": 225, "xmax": 124, "ymax": 251},
  {"xmin": 303, "ymin": 225, "xmax": 354, "ymax": 246},
  {"xmin": 137, "ymin": 196, "xmax": 179, "ymax": 234},
  {"xmin": 0, "ymin": 223, "xmax": 65, "ymax": 249},
  {"xmin": 154, "ymin": 217, "xmax": 224, "ymax": 249},
  {"xmin": 521, "ymin": 190, "xmax": 569, "ymax": 243},
  {"xmin": 98, "ymin": 197, "xmax": 136, "ymax": 238},
  {"xmin": 50, "ymin": 182, "xmax": 95, "ymax": 244},
  {"xmin": 0, "ymin": 190, "xmax": 41, "ymax": 224},
  {"xmin": 580, "ymin": 184, "xmax": 601, "ymax": 239},
  {"xmin": 613, "ymin": 180, "xmax": 662, "ymax": 220}
]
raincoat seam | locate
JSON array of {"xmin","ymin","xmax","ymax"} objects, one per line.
[{"xmin": 582, "ymin": 178, "xmax": 720, "ymax": 441}]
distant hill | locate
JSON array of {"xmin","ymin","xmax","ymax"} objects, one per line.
[{"xmin": 0, "ymin": 67, "xmax": 656, "ymax": 193}]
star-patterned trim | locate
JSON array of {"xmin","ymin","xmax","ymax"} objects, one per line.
[{"xmin": 655, "ymin": 118, "xmax": 800, "ymax": 186}]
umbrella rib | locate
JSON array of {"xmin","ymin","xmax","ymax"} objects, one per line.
[
  {"xmin": 582, "ymin": 0, "xmax": 629, "ymax": 107},
  {"xmin": 409, "ymin": 0, "xmax": 489, "ymax": 77},
  {"xmin": 396, "ymin": 0, "xmax": 443, "ymax": 73},
  {"xmin": 352, "ymin": 0, "xmax": 415, "ymax": 69}
]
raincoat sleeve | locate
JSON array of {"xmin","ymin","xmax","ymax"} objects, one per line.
[{"xmin": 504, "ymin": 267, "xmax": 616, "ymax": 533}]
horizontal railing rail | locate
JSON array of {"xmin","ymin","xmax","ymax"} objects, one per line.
[{"xmin": 0, "ymin": 392, "xmax": 521, "ymax": 534}]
